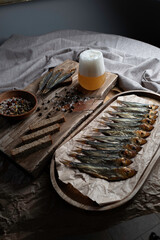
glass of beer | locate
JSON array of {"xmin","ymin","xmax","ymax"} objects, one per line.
[{"xmin": 78, "ymin": 49, "xmax": 106, "ymax": 91}]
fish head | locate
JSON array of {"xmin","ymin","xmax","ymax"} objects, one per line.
[
  {"xmin": 140, "ymin": 123, "xmax": 154, "ymax": 131},
  {"xmin": 116, "ymin": 167, "xmax": 137, "ymax": 179},
  {"xmin": 146, "ymin": 113, "xmax": 158, "ymax": 119},
  {"xmin": 142, "ymin": 118, "xmax": 156, "ymax": 125},
  {"xmin": 126, "ymin": 144, "xmax": 142, "ymax": 152},
  {"xmin": 151, "ymin": 105, "xmax": 158, "ymax": 110},
  {"xmin": 120, "ymin": 158, "xmax": 133, "ymax": 166},
  {"xmin": 132, "ymin": 137, "xmax": 147, "ymax": 145},
  {"xmin": 122, "ymin": 149, "xmax": 137, "ymax": 158},
  {"xmin": 149, "ymin": 110, "xmax": 158, "ymax": 115},
  {"xmin": 136, "ymin": 130, "xmax": 150, "ymax": 138}
]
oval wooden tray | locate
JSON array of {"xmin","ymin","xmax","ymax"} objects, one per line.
[{"xmin": 50, "ymin": 90, "xmax": 160, "ymax": 211}]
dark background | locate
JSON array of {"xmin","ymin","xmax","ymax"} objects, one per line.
[
  {"xmin": 0, "ymin": 0, "xmax": 159, "ymax": 47},
  {"xmin": 113, "ymin": 0, "xmax": 160, "ymax": 48}
]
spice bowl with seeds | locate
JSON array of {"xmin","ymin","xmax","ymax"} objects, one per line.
[{"xmin": 0, "ymin": 90, "xmax": 38, "ymax": 121}]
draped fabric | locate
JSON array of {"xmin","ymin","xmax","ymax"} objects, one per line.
[{"xmin": 0, "ymin": 29, "xmax": 160, "ymax": 93}]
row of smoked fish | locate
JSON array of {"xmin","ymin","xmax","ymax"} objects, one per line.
[
  {"xmin": 38, "ymin": 68, "xmax": 76, "ymax": 94},
  {"xmin": 62, "ymin": 100, "xmax": 159, "ymax": 182}
]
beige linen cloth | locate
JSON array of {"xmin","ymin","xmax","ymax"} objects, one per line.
[{"xmin": 0, "ymin": 29, "xmax": 160, "ymax": 93}]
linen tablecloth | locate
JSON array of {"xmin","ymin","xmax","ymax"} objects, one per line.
[
  {"xmin": 1, "ymin": 29, "xmax": 160, "ymax": 93},
  {"xmin": 0, "ymin": 30, "xmax": 160, "ymax": 240}
]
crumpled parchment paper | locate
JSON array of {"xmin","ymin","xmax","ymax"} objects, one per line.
[{"xmin": 55, "ymin": 94, "xmax": 160, "ymax": 206}]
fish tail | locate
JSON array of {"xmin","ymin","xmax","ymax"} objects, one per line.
[
  {"xmin": 36, "ymin": 90, "xmax": 41, "ymax": 95},
  {"xmin": 93, "ymin": 128, "xmax": 99, "ymax": 132},
  {"xmin": 84, "ymin": 135, "xmax": 92, "ymax": 139},
  {"xmin": 69, "ymin": 68, "xmax": 76, "ymax": 74},
  {"xmin": 76, "ymin": 139, "xmax": 86, "ymax": 144},
  {"xmin": 74, "ymin": 147, "xmax": 82, "ymax": 153},
  {"xmin": 111, "ymin": 106, "xmax": 118, "ymax": 110},
  {"xmin": 68, "ymin": 153, "xmax": 77, "ymax": 158},
  {"xmin": 98, "ymin": 120, "xmax": 106, "ymax": 125},
  {"xmin": 105, "ymin": 110, "xmax": 113, "ymax": 115},
  {"xmin": 61, "ymin": 159, "xmax": 72, "ymax": 167},
  {"xmin": 42, "ymin": 88, "xmax": 49, "ymax": 94},
  {"xmin": 101, "ymin": 116, "xmax": 109, "ymax": 121},
  {"xmin": 117, "ymin": 100, "xmax": 122, "ymax": 104}
]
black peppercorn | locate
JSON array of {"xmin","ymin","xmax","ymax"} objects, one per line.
[{"xmin": 36, "ymin": 107, "xmax": 41, "ymax": 112}]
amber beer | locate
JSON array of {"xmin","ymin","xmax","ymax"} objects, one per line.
[{"xmin": 78, "ymin": 49, "xmax": 106, "ymax": 91}]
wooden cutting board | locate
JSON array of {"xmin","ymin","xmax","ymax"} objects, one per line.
[{"xmin": 0, "ymin": 60, "xmax": 118, "ymax": 177}]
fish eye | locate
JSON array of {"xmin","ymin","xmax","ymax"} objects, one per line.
[{"xmin": 125, "ymin": 169, "xmax": 130, "ymax": 176}]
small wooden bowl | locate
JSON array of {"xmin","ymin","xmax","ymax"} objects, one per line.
[{"xmin": 0, "ymin": 90, "xmax": 38, "ymax": 121}]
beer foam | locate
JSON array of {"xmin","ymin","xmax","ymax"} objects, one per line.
[{"xmin": 79, "ymin": 49, "xmax": 105, "ymax": 77}]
